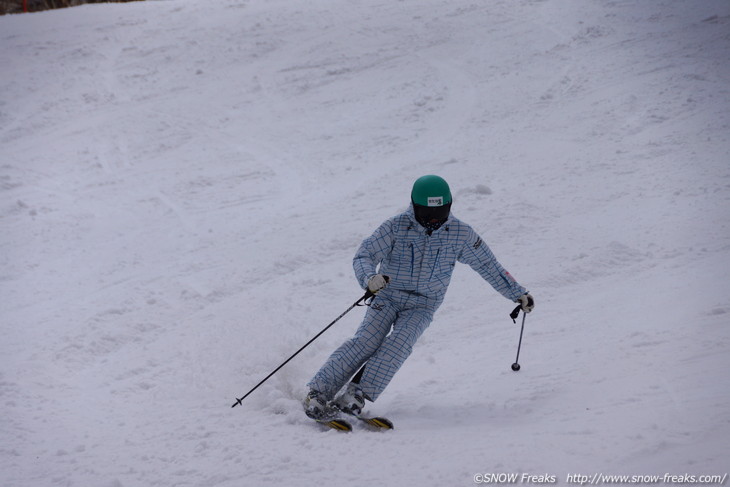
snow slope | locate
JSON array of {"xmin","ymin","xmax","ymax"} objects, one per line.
[{"xmin": 1, "ymin": 0, "xmax": 729, "ymax": 485}]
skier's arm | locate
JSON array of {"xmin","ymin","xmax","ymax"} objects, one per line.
[
  {"xmin": 353, "ymin": 219, "xmax": 394, "ymax": 290},
  {"xmin": 458, "ymin": 228, "xmax": 527, "ymax": 302}
]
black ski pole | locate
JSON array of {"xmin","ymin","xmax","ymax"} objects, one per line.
[
  {"xmin": 510, "ymin": 305, "xmax": 527, "ymax": 372},
  {"xmin": 231, "ymin": 288, "xmax": 375, "ymax": 408}
]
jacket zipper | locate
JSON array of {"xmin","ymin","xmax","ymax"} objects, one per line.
[{"xmin": 429, "ymin": 248, "xmax": 440, "ymax": 281}]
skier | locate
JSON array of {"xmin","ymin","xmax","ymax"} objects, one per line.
[{"xmin": 304, "ymin": 175, "xmax": 534, "ymax": 418}]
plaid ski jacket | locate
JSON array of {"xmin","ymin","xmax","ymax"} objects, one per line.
[{"xmin": 353, "ymin": 206, "xmax": 527, "ymax": 305}]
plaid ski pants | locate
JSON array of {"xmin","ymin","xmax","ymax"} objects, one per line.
[{"xmin": 307, "ymin": 289, "xmax": 439, "ymax": 402}]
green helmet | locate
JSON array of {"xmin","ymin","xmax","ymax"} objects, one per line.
[
  {"xmin": 411, "ymin": 175, "xmax": 452, "ymax": 231},
  {"xmin": 411, "ymin": 175, "xmax": 452, "ymax": 207}
]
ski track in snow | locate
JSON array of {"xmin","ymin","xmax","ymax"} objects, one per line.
[{"xmin": 1, "ymin": 0, "xmax": 729, "ymax": 486}]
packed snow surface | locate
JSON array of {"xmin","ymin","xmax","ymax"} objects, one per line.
[{"xmin": 1, "ymin": 0, "xmax": 729, "ymax": 485}]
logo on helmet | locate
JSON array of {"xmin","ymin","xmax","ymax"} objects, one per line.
[{"xmin": 427, "ymin": 196, "xmax": 443, "ymax": 207}]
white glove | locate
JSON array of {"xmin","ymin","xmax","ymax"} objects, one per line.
[
  {"xmin": 367, "ymin": 274, "xmax": 388, "ymax": 294},
  {"xmin": 518, "ymin": 293, "xmax": 535, "ymax": 313}
]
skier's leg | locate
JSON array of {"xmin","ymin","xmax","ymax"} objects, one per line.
[
  {"xmin": 357, "ymin": 306, "xmax": 434, "ymax": 401},
  {"xmin": 307, "ymin": 297, "xmax": 396, "ymax": 400}
]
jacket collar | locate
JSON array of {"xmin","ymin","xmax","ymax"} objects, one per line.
[{"xmin": 406, "ymin": 204, "xmax": 452, "ymax": 234}]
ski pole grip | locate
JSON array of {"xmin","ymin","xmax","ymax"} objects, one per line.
[
  {"xmin": 363, "ymin": 275, "xmax": 390, "ymax": 300},
  {"xmin": 510, "ymin": 304, "xmax": 522, "ymax": 323}
]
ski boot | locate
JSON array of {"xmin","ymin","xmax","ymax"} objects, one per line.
[
  {"xmin": 333, "ymin": 382, "xmax": 365, "ymax": 415},
  {"xmin": 304, "ymin": 389, "xmax": 337, "ymax": 421}
]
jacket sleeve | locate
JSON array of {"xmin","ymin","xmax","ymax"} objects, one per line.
[
  {"xmin": 457, "ymin": 226, "xmax": 527, "ymax": 302},
  {"xmin": 353, "ymin": 218, "xmax": 394, "ymax": 290}
]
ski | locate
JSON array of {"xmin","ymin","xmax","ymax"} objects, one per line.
[
  {"xmin": 303, "ymin": 402, "xmax": 391, "ymax": 431},
  {"xmin": 305, "ymin": 407, "xmax": 352, "ymax": 432},
  {"xmin": 340, "ymin": 410, "xmax": 394, "ymax": 430},
  {"xmin": 354, "ymin": 415, "xmax": 394, "ymax": 430},
  {"xmin": 313, "ymin": 417, "xmax": 353, "ymax": 432}
]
